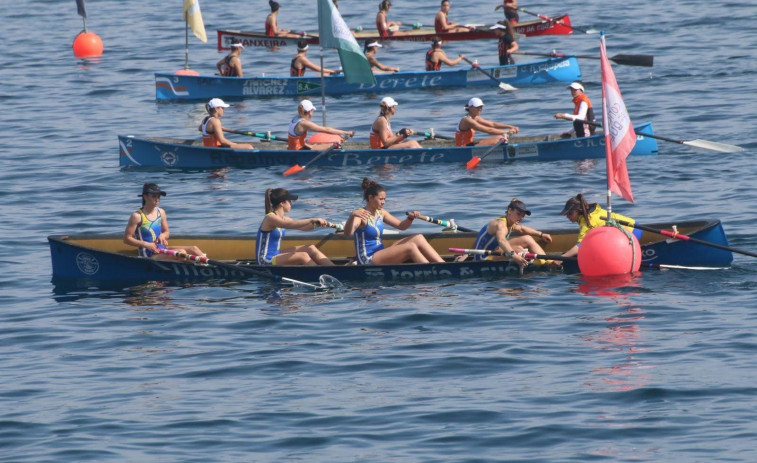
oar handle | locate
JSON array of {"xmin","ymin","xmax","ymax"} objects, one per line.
[
  {"xmin": 574, "ymin": 119, "xmax": 684, "ymax": 145},
  {"xmin": 326, "ymin": 221, "xmax": 344, "ymax": 231},
  {"xmin": 605, "ymin": 218, "xmax": 757, "ymax": 259},
  {"xmin": 225, "ymin": 128, "xmax": 286, "ymax": 142},
  {"xmin": 409, "ymin": 213, "xmax": 474, "ymax": 232},
  {"xmin": 420, "ymin": 129, "xmax": 453, "ymax": 140}
]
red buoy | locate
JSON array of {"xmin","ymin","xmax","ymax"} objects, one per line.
[
  {"xmin": 175, "ymin": 69, "xmax": 200, "ymax": 76},
  {"xmin": 578, "ymin": 226, "xmax": 641, "ymax": 277},
  {"xmin": 73, "ymin": 31, "xmax": 103, "ymax": 58},
  {"xmin": 308, "ymin": 132, "xmax": 342, "ymax": 144}
]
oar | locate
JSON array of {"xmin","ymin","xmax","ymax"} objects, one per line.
[
  {"xmin": 460, "ymin": 57, "xmax": 517, "ymax": 91},
  {"xmin": 606, "ymin": 218, "xmax": 757, "ymax": 259},
  {"xmin": 225, "ymin": 128, "xmax": 287, "ymax": 142},
  {"xmin": 518, "ymin": 8, "xmax": 597, "ymax": 34},
  {"xmin": 449, "ymin": 247, "xmax": 576, "ymax": 262},
  {"xmin": 420, "ymin": 129, "xmax": 454, "ymax": 140},
  {"xmin": 575, "ymin": 119, "xmax": 744, "ymax": 153},
  {"xmin": 514, "ymin": 50, "xmax": 653, "ymax": 67},
  {"xmin": 282, "ymin": 141, "xmax": 342, "ymax": 177},
  {"xmin": 157, "ymin": 249, "xmax": 339, "ymax": 289},
  {"xmin": 466, "ymin": 137, "xmax": 507, "ymax": 170},
  {"xmin": 408, "ymin": 212, "xmax": 474, "ymax": 232}
]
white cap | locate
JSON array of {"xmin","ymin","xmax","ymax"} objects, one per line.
[
  {"xmin": 230, "ymin": 42, "xmax": 245, "ymax": 49},
  {"xmin": 567, "ymin": 82, "xmax": 585, "ymax": 91},
  {"xmin": 380, "ymin": 96, "xmax": 398, "ymax": 107},
  {"xmin": 466, "ymin": 97, "xmax": 484, "ymax": 108},
  {"xmin": 299, "ymin": 99, "xmax": 316, "ymax": 112},
  {"xmin": 208, "ymin": 98, "xmax": 230, "ymax": 109},
  {"xmin": 366, "ymin": 41, "xmax": 382, "ymax": 48},
  {"xmin": 490, "ymin": 24, "xmax": 507, "ymax": 30}
]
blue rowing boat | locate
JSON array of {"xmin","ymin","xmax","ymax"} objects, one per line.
[
  {"xmin": 48, "ymin": 219, "xmax": 733, "ymax": 286},
  {"xmin": 118, "ymin": 122, "xmax": 658, "ymax": 169},
  {"xmin": 155, "ymin": 57, "xmax": 580, "ymax": 101}
]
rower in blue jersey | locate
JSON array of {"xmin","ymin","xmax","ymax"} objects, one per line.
[
  {"xmin": 343, "ymin": 178, "xmax": 444, "ymax": 265},
  {"xmin": 255, "ymin": 188, "xmax": 335, "ymax": 266},
  {"xmin": 474, "ymin": 198, "xmax": 555, "ymax": 266},
  {"xmin": 123, "ymin": 183, "xmax": 205, "ymax": 260}
]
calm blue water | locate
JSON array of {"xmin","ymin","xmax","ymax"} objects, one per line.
[{"xmin": 2, "ymin": 0, "xmax": 757, "ymax": 461}]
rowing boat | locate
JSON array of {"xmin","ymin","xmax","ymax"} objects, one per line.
[
  {"xmin": 118, "ymin": 122, "xmax": 657, "ymax": 169},
  {"xmin": 48, "ymin": 219, "xmax": 733, "ymax": 285},
  {"xmin": 155, "ymin": 57, "xmax": 580, "ymax": 101},
  {"xmin": 217, "ymin": 15, "xmax": 572, "ymax": 50}
]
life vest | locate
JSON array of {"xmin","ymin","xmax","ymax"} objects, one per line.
[
  {"xmin": 290, "ymin": 56, "xmax": 305, "ymax": 77},
  {"xmin": 572, "ymin": 93, "xmax": 596, "ymax": 137},
  {"xmin": 455, "ymin": 117, "xmax": 475, "ymax": 146},
  {"xmin": 369, "ymin": 116, "xmax": 393, "ymax": 149},
  {"xmin": 201, "ymin": 116, "xmax": 222, "ymax": 147},
  {"xmin": 288, "ymin": 116, "xmax": 308, "ymax": 150},
  {"xmin": 425, "ymin": 49, "xmax": 441, "ymax": 71}
]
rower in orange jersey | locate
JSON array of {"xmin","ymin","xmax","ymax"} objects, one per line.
[
  {"xmin": 494, "ymin": 0, "xmax": 519, "ymax": 24},
  {"xmin": 434, "ymin": 0, "xmax": 474, "ymax": 33},
  {"xmin": 456, "ymin": 97, "xmax": 519, "ymax": 146},
  {"xmin": 554, "ymin": 81, "xmax": 596, "ymax": 138},
  {"xmin": 425, "ymin": 37, "xmax": 465, "ymax": 71},
  {"xmin": 376, "ymin": 0, "xmax": 402, "ymax": 37},
  {"xmin": 290, "ymin": 40, "xmax": 339, "ymax": 77},
  {"xmin": 287, "ymin": 99, "xmax": 355, "ymax": 151},
  {"xmin": 198, "ymin": 98, "xmax": 254, "ymax": 150},
  {"xmin": 365, "ymin": 41, "xmax": 399, "ymax": 73},
  {"xmin": 370, "ymin": 97, "xmax": 422, "ymax": 149}
]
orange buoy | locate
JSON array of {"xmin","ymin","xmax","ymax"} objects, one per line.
[
  {"xmin": 308, "ymin": 132, "xmax": 342, "ymax": 144},
  {"xmin": 175, "ymin": 69, "xmax": 200, "ymax": 76},
  {"xmin": 73, "ymin": 31, "xmax": 103, "ymax": 58},
  {"xmin": 578, "ymin": 226, "xmax": 641, "ymax": 277}
]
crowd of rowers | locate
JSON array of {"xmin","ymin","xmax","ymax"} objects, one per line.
[
  {"xmin": 219, "ymin": 0, "xmax": 519, "ymax": 78},
  {"xmin": 124, "ymin": 182, "xmax": 639, "ymax": 269},
  {"xmin": 199, "ymin": 81, "xmax": 596, "ymax": 153}
]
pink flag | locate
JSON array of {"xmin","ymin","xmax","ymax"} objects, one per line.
[{"xmin": 600, "ymin": 33, "xmax": 635, "ymax": 203}]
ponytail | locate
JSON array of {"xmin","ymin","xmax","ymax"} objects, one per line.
[{"xmin": 264, "ymin": 188, "xmax": 274, "ymax": 214}]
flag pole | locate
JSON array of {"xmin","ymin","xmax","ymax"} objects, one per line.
[
  {"xmin": 184, "ymin": 15, "xmax": 190, "ymax": 71},
  {"xmin": 600, "ymin": 30, "xmax": 613, "ymax": 216},
  {"xmin": 320, "ymin": 47, "xmax": 327, "ymax": 125}
]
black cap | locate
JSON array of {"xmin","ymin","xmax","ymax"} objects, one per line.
[
  {"xmin": 560, "ymin": 197, "xmax": 581, "ymax": 215},
  {"xmin": 139, "ymin": 183, "xmax": 167, "ymax": 197},
  {"xmin": 508, "ymin": 199, "xmax": 531, "ymax": 216},
  {"xmin": 270, "ymin": 188, "xmax": 298, "ymax": 204}
]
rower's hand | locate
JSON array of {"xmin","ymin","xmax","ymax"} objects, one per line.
[
  {"xmin": 314, "ymin": 218, "xmax": 329, "ymax": 228},
  {"xmin": 157, "ymin": 233, "xmax": 169, "ymax": 246},
  {"xmin": 342, "ymin": 131, "xmax": 355, "ymax": 139},
  {"xmin": 539, "ymin": 233, "xmax": 553, "ymax": 244},
  {"xmin": 144, "ymin": 241, "xmax": 160, "ymax": 253},
  {"xmin": 509, "ymin": 126, "xmax": 519, "ymax": 134},
  {"xmin": 512, "ymin": 253, "xmax": 528, "ymax": 266},
  {"xmin": 405, "ymin": 211, "xmax": 419, "ymax": 220}
]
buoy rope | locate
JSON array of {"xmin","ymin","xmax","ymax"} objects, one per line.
[{"xmin": 605, "ymin": 218, "xmax": 639, "ymax": 273}]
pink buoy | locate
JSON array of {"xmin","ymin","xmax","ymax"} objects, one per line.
[
  {"xmin": 578, "ymin": 226, "xmax": 641, "ymax": 277},
  {"xmin": 175, "ymin": 69, "xmax": 200, "ymax": 76},
  {"xmin": 72, "ymin": 31, "xmax": 104, "ymax": 58},
  {"xmin": 308, "ymin": 132, "xmax": 342, "ymax": 144}
]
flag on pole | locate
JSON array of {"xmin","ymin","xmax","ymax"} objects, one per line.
[
  {"xmin": 76, "ymin": 0, "xmax": 87, "ymax": 18},
  {"xmin": 183, "ymin": 0, "xmax": 208, "ymax": 43},
  {"xmin": 600, "ymin": 32, "xmax": 635, "ymax": 203},
  {"xmin": 317, "ymin": 0, "xmax": 376, "ymax": 84}
]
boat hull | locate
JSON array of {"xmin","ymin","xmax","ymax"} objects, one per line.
[
  {"xmin": 216, "ymin": 16, "xmax": 572, "ymax": 51},
  {"xmin": 48, "ymin": 220, "xmax": 733, "ymax": 285},
  {"xmin": 155, "ymin": 57, "xmax": 580, "ymax": 101},
  {"xmin": 118, "ymin": 122, "xmax": 657, "ymax": 169}
]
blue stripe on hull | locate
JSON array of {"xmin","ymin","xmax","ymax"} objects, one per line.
[{"xmin": 155, "ymin": 57, "xmax": 580, "ymax": 101}]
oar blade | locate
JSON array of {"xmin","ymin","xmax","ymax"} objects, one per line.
[
  {"xmin": 611, "ymin": 54, "xmax": 654, "ymax": 67},
  {"xmin": 282, "ymin": 164, "xmax": 304, "ymax": 177},
  {"xmin": 466, "ymin": 156, "xmax": 481, "ymax": 170},
  {"xmin": 684, "ymin": 139, "xmax": 744, "ymax": 153},
  {"xmin": 498, "ymin": 82, "xmax": 517, "ymax": 91}
]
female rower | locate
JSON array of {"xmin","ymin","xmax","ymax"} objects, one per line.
[
  {"xmin": 455, "ymin": 97, "xmax": 519, "ymax": 146},
  {"xmin": 290, "ymin": 40, "xmax": 338, "ymax": 76},
  {"xmin": 425, "ymin": 36, "xmax": 465, "ymax": 71},
  {"xmin": 494, "ymin": 0, "xmax": 519, "ymax": 24},
  {"xmin": 365, "ymin": 40, "xmax": 400, "ymax": 73},
  {"xmin": 198, "ymin": 98, "xmax": 254, "ymax": 149},
  {"xmin": 434, "ymin": 0, "xmax": 473, "ymax": 33},
  {"xmin": 490, "ymin": 22, "xmax": 518, "ymax": 65},
  {"xmin": 256, "ymin": 188, "xmax": 334, "ymax": 266},
  {"xmin": 559, "ymin": 194, "xmax": 641, "ymax": 258},
  {"xmin": 288, "ymin": 99, "xmax": 355, "ymax": 151},
  {"xmin": 370, "ymin": 97, "xmax": 422, "ymax": 149},
  {"xmin": 123, "ymin": 183, "xmax": 205, "ymax": 261},
  {"xmin": 265, "ymin": 1, "xmax": 292, "ymax": 37},
  {"xmin": 343, "ymin": 178, "xmax": 445, "ymax": 265},
  {"xmin": 554, "ymin": 81, "xmax": 596, "ymax": 138},
  {"xmin": 474, "ymin": 198, "xmax": 554, "ymax": 266},
  {"xmin": 376, "ymin": 0, "xmax": 402, "ymax": 37},
  {"xmin": 216, "ymin": 40, "xmax": 244, "ymax": 77}
]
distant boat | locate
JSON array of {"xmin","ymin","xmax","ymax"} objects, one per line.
[
  {"xmin": 155, "ymin": 57, "xmax": 580, "ymax": 101},
  {"xmin": 216, "ymin": 15, "xmax": 573, "ymax": 51},
  {"xmin": 48, "ymin": 219, "xmax": 733, "ymax": 285},
  {"xmin": 118, "ymin": 122, "xmax": 658, "ymax": 169}
]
